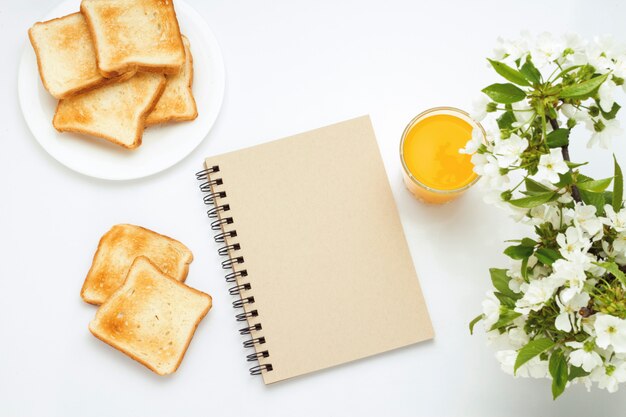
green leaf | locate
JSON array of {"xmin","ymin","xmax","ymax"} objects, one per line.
[
  {"xmin": 600, "ymin": 102, "xmax": 621, "ymax": 120},
  {"xmin": 509, "ymin": 192, "xmax": 556, "ymax": 208},
  {"xmin": 568, "ymin": 365, "xmax": 590, "ymax": 381},
  {"xmin": 469, "ymin": 314, "xmax": 482, "ymax": 335},
  {"xmin": 597, "ymin": 261, "xmax": 626, "ymax": 287},
  {"xmin": 521, "ymin": 257, "xmax": 529, "ymax": 282},
  {"xmin": 489, "ymin": 268, "xmax": 521, "ymax": 300},
  {"xmin": 504, "ymin": 244, "xmax": 534, "ymax": 260},
  {"xmin": 497, "ymin": 111, "xmax": 516, "ymax": 130},
  {"xmin": 560, "ymin": 73, "xmax": 609, "ymax": 98},
  {"xmin": 482, "ymin": 83, "xmax": 527, "ymax": 104},
  {"xmin": 613, "ymin": 155, "xmax": 623, "ymax": 212},
  {"xmin": 566, "ymin": 161, "xmax": 589, "ymax": 169},
  {"xmin": 553, "ymin": 64, "xmax": 584, "ymax": 81},
  {"xmin": 489, "ymin": 308, "xmax": 522, "ymax": 332},
  {"xmin": 549, "ymin": 350, "xmax": 568, "ymax": 400},
  {"xmin": 555, "ymin": 171, "xmax": 574, "ymax": 187},
  {"xmin": 579, "ymin": 189, "xmax": 606, "ymax": 215},
  {"xmin": 520, "ymin": 59, "xmax": 542, "ymax": 85},
  {"xmin": 494, "ymin": 292, "xmax": 517, "ymax": 308},
  {"xmin": 546, "ymin": 128, "xmax": 570, "ymax": 148},
  {"xmin": 525, "ymin": 178, "xmax": 552, "ymax": 194},
  {"xmin": 535, "ymin": 247, "xmax": 562, "ymax": 266},
  {"xmin": 489, "ymin": 268, "xmax": 518, "ymax": 299},
  {"xmin": 514, "ymin": 338, "xmax": 555, "ymax": 374},
  {"xmin": 577, "ymin": 177, "xmax": 613, "ymax": 192},
  {"xmin": 565, "ymin": 161, "xmax": 588, "ymax": 169},
  {"xmin": 487, "ymin": 59, "xmax": 531, "ymax": 86}
]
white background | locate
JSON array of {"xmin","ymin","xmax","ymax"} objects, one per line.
[{"xmin": 1, "ymin": 0, "xmax": 626, "ymax": 416}]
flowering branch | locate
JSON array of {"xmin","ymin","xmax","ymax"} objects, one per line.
[{"xmin": 466, "ymin": 33, "xmax": 626, "ymax": 398}]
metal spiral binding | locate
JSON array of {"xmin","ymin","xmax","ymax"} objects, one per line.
[{"xmin": 196, "ymin": 166, "xmax": 273, "ymax": 377}]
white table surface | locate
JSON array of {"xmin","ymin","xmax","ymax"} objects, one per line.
[{"xmin": 2, "ymin": 0, "xmax": 626, "ymax": 416}]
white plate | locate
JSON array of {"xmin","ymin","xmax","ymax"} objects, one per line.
[{"xmin": 18, "ymin": 0, "xmax": 225, "ymax": 181}]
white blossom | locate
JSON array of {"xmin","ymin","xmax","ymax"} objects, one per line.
[
  {"xmin": 598, "ymin": 78, "xmax": 618, "ymax": 113},
  {"xmin": 551, "ymin": 252, "xmax": 591, "ymax": 293},
  {"xmin": 594, "ymin": 314, "xmax": 626, "ymax": 353},
  {"xmin": 533, "ymin": 149, "xmax": 569, "ymax": 184},
  {"xmin": 515, "ymin": 277, "xmax": 560, "ymax": 314},
  {"xmin": 614, "ymin": 233, "xmax": 626, "ymax": 254},
  {"xmin": 555, "ymin": 289, "xmax": 590, "ymax": 332},
  {"xmin": 601, "ymin": 240, "xmax": 626, "ymax": 264},
  {"xmin": 493, "ymin": 36, "xmax": 528, "ymax": 63},
  {"xmin": 470, "ymin": 94, "xmax": 490, "ymax": 122},
  {"xmin": 604, "ymin": 205, "xmax": 626, "ymax": 232},
  {"xmin": 565, "ymin": 203, "xmax": 604, "ymax": 240},
  {"xmin": 561, "ymin": 103, "xmax": 591, "ymax": 125},
  {"xmin": 588, "ymin": 118, "xmax": 623, "ymax": 149},
  {"xmin": 482, "ymin": 292, "xmax": 500, "ymax": 329},
  {"xmin": 528, "ymin": 204, "xmax": 562, "ymax": 228},
  {"xmin": 512, "ymin": 101, "xmax": 534, "ymax": 126},
  {"xmin": 472, "ymin": 153, "xmax": 511, "ymax": 190},
  {"xmin": 590, "ymin": 358, "xmax": 626, "ymax": 393},
  {"xmin": 556, "ymin": 226, "xmax": 591, "ymax": 260},
  {"xmin": 460, "ymin": 127, "xmax": 484, "ymax": 155},
  {"xmin": 493, "ymin": 134, "xmax": 528, "ymax": 168},
  {"xmin": 561, "ymin": 33, "xmax": 588, "ymax": 66},
  {"xmin": 530, "ymin": 32, "xmax": 564, "ymax": 68},
  {"xmin": 495, "ymin": 349, "xmax": 549, "ymax": 378},
  {"xmin": 566, "ymin": 341, "xmax": 604, "ymax": 372}
]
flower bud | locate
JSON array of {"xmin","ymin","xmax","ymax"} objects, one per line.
[
  {"xmin": 594, "ymin": 119, "xmax": 606, "ymax": 132},
  {"xmin": 500, "ymin": 190, "xmax": 513, "ymax": 201},
  {"xmin": 567, "ymin": 118, "xmax": 577, "ymax": 129},
  {"xmin": 487, "ymin": 102, "xmax": 498, "ymax": 113},
  {"xmin": 589, "ymin": 106, "xmax": 600, "ymax": 117}
]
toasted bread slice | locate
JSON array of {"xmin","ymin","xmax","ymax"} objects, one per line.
[
  {"xmin": 145, "ymin": 36, "xmax": 198, "ymax": 125},
  {"xmin": 89, "ymin": 257, "xmax": 212, "ymax": 375},
  {"xmin": 81, "ymin": 224, "xmax": 193, "ymax": 305},
  {"xmin": 53, "ymin": 72, "xmax": 166, "ymax": 149},
  {"xmin": 28, "ymin": 13, "xmax": 134, "ymax": 99},
  {"xmin": 81, "ymin": 0, "xmax": 185, "ymax": 78}
]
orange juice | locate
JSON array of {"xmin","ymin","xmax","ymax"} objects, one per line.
[{"xmin": 400, "ymin": 107, "xmax": 482, "ymax": 204}]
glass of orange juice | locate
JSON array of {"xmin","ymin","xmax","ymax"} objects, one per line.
[{"xmin": 400, "ymin": 107, "xmax": 484, "ymax": 204}]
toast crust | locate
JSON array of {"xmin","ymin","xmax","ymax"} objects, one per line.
[
  {"xmin": 28, "ymin": 12, "xmax": 135, "ymax": 99},
  {"xmin": 53, "ymin": 73, "xmax": 166, "ymax": 149},
  {"xmin": 81, "ymin": 224, "xmax": 193, "ymax": 305},
  {"xmin": 80, "ymin": 0, "xmax": 185, "ymax": 78},
  {"xmin": 89, "ymin": 257, "xmax": 211, "ymax": 375},
  {"xmin": 145, "ymin": 35, "xmax": 198, "ymax": 125}
]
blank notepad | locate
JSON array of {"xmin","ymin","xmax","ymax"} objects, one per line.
[{"xmin": 198, "ymin": 115, "xmax": 434, "ymax": 384}]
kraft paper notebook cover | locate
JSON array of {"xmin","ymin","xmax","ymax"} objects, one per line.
[{"xmin": 196, "ymin": 115, "xmax": 433, "ymax": 384}]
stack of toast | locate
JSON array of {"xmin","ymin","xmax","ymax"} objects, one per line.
[
  {"xmin": 82, "ymin": 224, "xmax": 212, "ymax": 375},
  {"xmin": 29, "ymin": 0, "xmax": 198, "ymax": 150}
]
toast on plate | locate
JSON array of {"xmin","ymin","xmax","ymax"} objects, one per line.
[
  {"xmin": 145, "ymin": 35, "xmax": 198, "ymax": 125},
  {"xmin": 81, "ymin": 224, "xmax": 193, "ymax": 305},
  {"xmin": 89, "ymin": 256, "xmax": 212, "ymax": 375},
  {"xmin": 28, "ymin": 12, "xmax": 133, "ymax": 99},
  {"xmin": 53, "ymin": 72, "xmax": 166, "ymax": 149},
  {"xmin": 80, "ymin": 0, "xmax": 185, "ymax": 78}
]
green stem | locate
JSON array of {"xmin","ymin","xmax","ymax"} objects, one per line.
[{"xmin": 547, "ymin": 116, "xmax": 582, "ymax": 203}]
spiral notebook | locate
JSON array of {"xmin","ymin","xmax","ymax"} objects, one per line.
[{"xmin": 196, "ymin": 115, "xmax": 433, "ymax": 384}]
